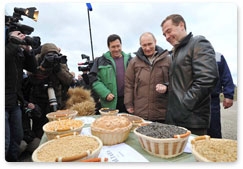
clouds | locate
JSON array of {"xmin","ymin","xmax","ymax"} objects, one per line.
[{"xmin": 4, "ymin": 1, "xmax": 238, "ymax": 84}]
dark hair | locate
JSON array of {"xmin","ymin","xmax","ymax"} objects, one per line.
[
  {"xmin": 161, "ymin": 14, "xmax": 187, "ymax": 30},
  {"xmin": 107, "ymin": 34, "xmax": 122, "ymax": 47}
]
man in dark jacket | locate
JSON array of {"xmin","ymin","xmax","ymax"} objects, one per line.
[
  {"xmin": 161, "ymin": 14, "xmax": 219, "ymax": 135},
  {"xmin": 5, "ymin": 30, "xmax": 37, "ymax": 162},
  {"xmin": 207, "ymin": 52, "xmax": 235, "ymax": 138}
]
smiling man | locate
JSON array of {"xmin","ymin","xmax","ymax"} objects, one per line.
[
  {"xmin": 89, "ymin": 34, "xmax": 132, "ymax": 113},
  {"xmin": 161, "ymin": 14, "xmax": 219, "ymax": 135}
]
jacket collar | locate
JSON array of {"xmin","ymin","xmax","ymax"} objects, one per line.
[
  {"xmin": 174, "ymin": 32, "xmax": 193, "ymax": 49},
  {"xmin": 136, "ymin": 45, "xmax": 165, "ymax": 57}
]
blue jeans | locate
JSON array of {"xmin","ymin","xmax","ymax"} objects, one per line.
[{"xmin": 5, "ymin": 106, "xmax": 23, "ymax": 162}]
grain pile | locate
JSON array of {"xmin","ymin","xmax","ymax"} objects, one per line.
[
  {"xmin": 44, "ymin": 119, "xmax": 83, "ymax": 131},
  {"xmin": 35, "ymin": 135, "xmax": 100, "ymax": 162},
  {"xmin": 193, "ymin": 139, "xmax": 237, "ymax": 162}
]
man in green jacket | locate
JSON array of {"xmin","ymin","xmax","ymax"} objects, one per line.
[{"xmin": 89, "ymin": 34, "xmax": 132, "ymax": 113}]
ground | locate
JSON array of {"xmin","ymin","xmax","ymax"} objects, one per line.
[{"xmin": 221, "ymin": 101, "xmax": 237, "ymax": 140}]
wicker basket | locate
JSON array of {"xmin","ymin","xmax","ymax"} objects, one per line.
[
  {"xmin": 117, "ymin": 113, "xmax": 147, "ymax": 132},
  {"xmin": 32, "ymin": 134, "xmax": 103, "ymax": 162},
  {"xmin": 46, "ymin": 110, "xmax": 78, "ymax": 121},
  {"xmin": 91, "ymin": 125, "xmax": 131, "ymax": 145},
  {"xmin": 191, "ymin": 135, "xmax": 237, "ymax": 162},
  {"xmin": 99, "ymin": 108, "xmax": 119, "ymax": 116},
  {"xmin": 134, "ymin": 127, "xmax": 191, "ymax": 158},
  {"xmin": 91, "ymin": 116, "xmax": 132, "ymax": 145},
  {"xmin": 43, "ymin": 119, "xmax": 84, "ymax": 140}
]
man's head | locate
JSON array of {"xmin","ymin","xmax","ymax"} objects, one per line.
[
  {"xmin": 161, "ymin": 14, "xmax": 187, "ymax": 47},
  {"xmin": 40, "ymin": 43, "xmax": 60, "ymax": 56},
  {"xmin": 139, "ymin": 32, "xmax": 157, "ymax": 57},
  {"xmin": 107, "ymin": 34, "xmax": 122, "ymax": 58}
]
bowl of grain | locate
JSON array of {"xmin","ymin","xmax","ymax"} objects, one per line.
[
  {"xmin": 43, "ymin": 119, "xmax": 84, "ymax": 140},
  {"xmin": 46, "ymin": 109, "xmax": 78, "ymax": 121},
  {"xmin": 191, "ymin": 135, "xmax": 237, "ymax": 162},
  {"xmin": 32, "ymin": 134, "xmax": 103, "ymax": 162},
  {"xmin": 134, "ymin": 122, "xmax": 191, "ymax": 158},
  {"xmin": 99, "ymin": 108, "xmax": 119, "ymax": 116}
]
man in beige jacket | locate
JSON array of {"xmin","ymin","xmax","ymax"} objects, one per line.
[{"xmin": 124, "ymin": 32, "xmax": 171, "ymax": 123}]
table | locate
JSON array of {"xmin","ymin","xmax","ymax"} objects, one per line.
[{"xmin": 39, "ymin": 115, "xmax": 196, "ymax": 162}]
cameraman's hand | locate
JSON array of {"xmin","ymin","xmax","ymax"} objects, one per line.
[
  {"xmin": 20, "ymin": 44, "xmax": 32, "ymax": 52},
  {"xmin": 9, "ymin": 31, "xmax": 31, "ymax": 51},
  {"xmin": 9, "ymin": 31, "xmax": 25, "ymax": 40}
]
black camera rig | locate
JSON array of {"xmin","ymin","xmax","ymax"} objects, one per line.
[
  {"xmin": 40, "ymin": 52, "xmax": 67, "ymax": 69},
  {"xmin": 5, "ymin": 7, "xmax": 40, "ymax": 49},
  {"xmin": 78, "ymin": 54, "xmax": 94, "ymax": 72}
]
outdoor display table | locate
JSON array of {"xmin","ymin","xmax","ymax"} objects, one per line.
[{"xmin": 39, "ymin": 115, "xmax": 196, "ymax": 162}]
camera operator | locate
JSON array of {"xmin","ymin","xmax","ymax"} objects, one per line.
[
  {"xmin": 5, "ymin": 30, "xmax": 37, "ymax": 162},
  {"xmin": 70, "ymin": 71, "xmax": 79, "ymax": 88},
  {"xmin": 19, "ymin": 71, "xmax": 42, "ymax": 157},
  {"xmin": 70, "ymin": 72, "xmax": 90, "ymax": 89},
  {"xmin": 77, "ymin": 72, "xmax": 90, "ymax": 89},
  {"xmin": 28, "ymin": 43, "xmax": 73, "ymax": 138}
]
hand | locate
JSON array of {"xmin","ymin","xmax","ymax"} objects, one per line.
[
  {"xmin": 155, "ymin": 84, "xmax": 167, "ymax": 93},
  {"xmin": 106, "ymin": 93, "xmax": 115, "ymax": 101},
  {"xmin": 127, "ymin": 107, "xmax": 134, "ymax": 114},
  {"xmin": 20, "ymin": 44, "xmax": 32, "ymax": 52},
  {"xmin": 9, "ymin": 31, "xmax": 26, "ymax": 40},
  {"xmin": 9, "ymin": 31, "xmax": 31, "ymax": 51},
  {"xmin": 223, "ymin": 98, "xmax": 233, "ymax": 109},
  {"xmin": 27, "ymin": 103, "xmax": 35, "ymax": 110}
]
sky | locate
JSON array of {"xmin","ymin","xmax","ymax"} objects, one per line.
[
  {"xmin": 3, "ymin": 0, "xmax": 238, "ymax": 85},
  {"xmin": 1, "ymin": 0, "xmax": 241, "ymax": 168}
]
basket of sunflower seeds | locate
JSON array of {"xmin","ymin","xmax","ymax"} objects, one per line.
[{"xmin": 134, "ymin": 122, "xmax": 191, "ymax": 158}]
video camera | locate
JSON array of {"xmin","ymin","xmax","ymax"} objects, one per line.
[
  {"xmin": 78, "ymin": 54, "xmax": 94, "ymax": 72},
  {"xmin": 40, "ymin": 52, "xmax": 67, "ymax": 69},
  {"xmin": 5, "ymin": 7, "xmax": 40, "ymax": 48},
  {"xmin": 8, "ymin": 34, "xmax": 41, "ymax": 49}
]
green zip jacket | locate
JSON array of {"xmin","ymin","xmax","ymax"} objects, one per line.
[{"xmin": 89, "ymin": 51, "xmax": 132, "ymax": 109}]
